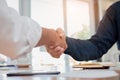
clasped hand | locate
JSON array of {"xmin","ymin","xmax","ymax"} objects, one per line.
[{"xmin": 45, "ymin": 28, "xmax": 67, "ymax": 58}]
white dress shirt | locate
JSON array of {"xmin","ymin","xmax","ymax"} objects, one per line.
[{"xmin": 0, "ymin": 0, "xmax": 42, "ymax": 59}]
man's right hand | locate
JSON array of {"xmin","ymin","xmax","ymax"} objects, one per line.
[
  {"xmin": 45, "ymin": 28, "xmax": 67, "ymax": 58},
  {"xmin": 36, "ymin": 27, "xmax": 67, "ymax": 58}
]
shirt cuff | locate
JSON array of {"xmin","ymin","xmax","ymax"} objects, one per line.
[{"xmin": 26, "ymin": 18, "xmax": 42, "ymax": 49}]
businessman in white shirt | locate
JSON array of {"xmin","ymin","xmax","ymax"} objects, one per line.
[{"xmin": 0, "ymin": 0, "xmax": 67, "ymax": 59}]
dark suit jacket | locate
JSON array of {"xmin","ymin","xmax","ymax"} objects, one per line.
[{"xmin": 64, "ymin": 1, "xmax": 120, "ymax": 61}]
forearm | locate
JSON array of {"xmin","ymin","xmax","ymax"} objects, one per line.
[
  {"xmin": 36, "ymin": 27, "xmax": 51, "ymax": 46},
  {"xmin": 64, "ymin": 37, "xmax": 104, "ymax": 61},
  {"xmin": 36, "ymin": 27, "xmax": 61, "ymax": 47}
]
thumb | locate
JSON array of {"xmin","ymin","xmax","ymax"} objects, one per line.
[{"xmin": 56, "ymin": 28, "xmax": 65, "ymax": 39}]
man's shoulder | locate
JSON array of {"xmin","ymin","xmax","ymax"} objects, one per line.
[
  {"xmin": 106, "ymin": 1, "xmax": 120, "ymax": 14},
  {"xmin": 114, "ymin": 1, "xmax": 120, "ymax": 5},
  {"xmin": 111, "ymin": 1, "xmax": 120, "ymax": 9}
]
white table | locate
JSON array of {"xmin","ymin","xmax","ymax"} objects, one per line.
[{"xmin": 0, "ymin": 65, "xmax": 120, "ymax": 80}]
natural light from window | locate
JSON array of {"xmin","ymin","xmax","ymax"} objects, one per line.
[{"xmin": 31, "ymin": 0, "xmax": 90, "ymax": 71}]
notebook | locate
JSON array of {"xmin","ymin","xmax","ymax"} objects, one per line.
[{"xmin": 72, "ymin": 62, "xmax": 114, "ymax": 69}]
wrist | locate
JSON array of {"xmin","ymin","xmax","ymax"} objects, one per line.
[{"xmin": 36, "ymin": 27, "xmax": 53, "ymax": 46}]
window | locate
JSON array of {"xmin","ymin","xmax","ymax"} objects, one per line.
[
  {"xmin": 31, "ymin": 0, "xmax": 65, "ymax": 71},
  {"xmin": 31, "ymin": 0, "xmax": 64, "ymax": 29},
  {"xmin": 66, "ymin": 0, "xmax": 91, "ymax": 65},
  {"xmin": 67, "ymin": 0, "xmax": 90, "ymax": 39}
]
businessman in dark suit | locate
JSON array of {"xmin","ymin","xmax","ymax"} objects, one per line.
[{"xmin": 46, "ymin": 1, "xmax": 120, "ymax": 61}]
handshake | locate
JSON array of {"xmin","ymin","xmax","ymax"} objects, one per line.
[{"xmin": 36, "ymin": 27, "xmax": 67, "ymax": 58}]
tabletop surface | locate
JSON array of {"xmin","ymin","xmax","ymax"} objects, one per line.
[{"xmin": 0, "ymin": 64, "xmax": 120, "ymax": 80}]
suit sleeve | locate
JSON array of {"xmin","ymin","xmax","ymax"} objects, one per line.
[{"xmin": 64, "ymin": 3, "xmax": 117, "ymax": 61}]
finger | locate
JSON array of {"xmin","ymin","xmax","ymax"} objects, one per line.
[
  {"xmin": 46, "ymin": 47, "xmax": 60, "ymax": 58},
  {"xmin": 56, "ymin": 28, "xmax": 64, "ymax": 34},
  {"xmin": 56, "ymin": 28, "xmax": 65, "ymax": 39},
  {"xmin": 56, "ymin": 28, "xmax": 67, "ymax": 48},
  {"xmin": 64, "ymin": 44, "xmax": 68, "ymax": 50},
  {"xmin": 54, "ymin": 47, "xmax": 64, "ymax": 56},
  {"xmin": 56, "ymin": 48, "xmax": 64, "ymax": 55},
  {"xmin": 49, "ymin": 46, "xmax": 54, "ymax": 49},
  {"xmin": 54, "ymin": 46, "xmax": 62, "ymax": 51},
  {"xmin": 49, "ymin": 51, "xmax": 61, "ymax": 58}
]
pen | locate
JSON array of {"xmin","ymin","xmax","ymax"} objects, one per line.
[{"xmin": 0, "ymin": 65, "xmax": 16, "ymax": 67}]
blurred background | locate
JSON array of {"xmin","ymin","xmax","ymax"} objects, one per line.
[{"xmin": 0, "ymin": 0, "xmax": 119, "ymax": 72}]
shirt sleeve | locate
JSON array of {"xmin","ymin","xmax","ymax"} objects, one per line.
[{"xmin": 0, "ymin": 0, "xmax": 42, "ymax": 59}]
